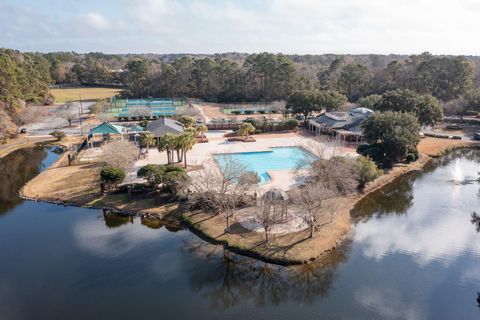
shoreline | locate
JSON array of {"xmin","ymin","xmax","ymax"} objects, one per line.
[
  {"xmin": 18, "ymin": 138, "xmax": 480, "ymax": 265},
  {"xmin": 0, "ymin": 136, "xmax": 57, "ymax": 158}
]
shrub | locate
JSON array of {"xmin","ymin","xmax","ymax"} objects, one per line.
[
  {"xmin": 284, "ymin": 118, "xmax": 299, "ymax": 130},
  {"xmin": 270, "ymin": 110, "xmax": 278, "ymax": 114},
  {"xmin": 137, "ymin": 164, "xmax": 187, "ymax": 194},
  {"xmin": 356, "ymin": 144, "xmax": 371, "ymax": 154},
  {"xmin": 238, "ymin": 171, "xmax": 260, "ymax": 185},
  {"xmin": 244, "ymin": 110, "xmax": 254, "ymax": 115},
  {"xmin": 355, "ymin": 156, "xmax": 382, "ymax": 188},
  {"xmin": 258, "ymin": 110, "xmax": 266, "ymax": 114},
  {"xmin": 100, "ymin": 166, "xmax": 126, "ymax": 190},
  {"xmin": 49, "ymin": 130, "xmax": 66, "ymax": 141},
  {"xmin": 139, "ymin": 120, "xmax": 149, "ymax": 130},
  {"xmin": 405, "ymin": 148, "xmax": 419, "ymax": 162},
  {"xmin": 362, "ymin": 146, "xmax": 384, "ymax": 164},
  {"xmin": 162, "ymin": 165, "xmax": 187, "ymax": 193},
  {"xmin": 243, "ymin": 118, "xmax": 257, "ymax": 126},
  {"xmin": 231, "ymin": 110, "xmax": 242, "ymax": 115},
  {"xmin": 137, "ymin": 164, "xmax": 164, "ymax": 187}
]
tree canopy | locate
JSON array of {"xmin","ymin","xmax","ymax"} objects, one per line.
[
  {"xmin": 362, "ymin": 112, "xmax": 421, "ymax": 163},
  {"xmin": 373, "ymin": 89, "xmax": 443, "ymax": 126}
]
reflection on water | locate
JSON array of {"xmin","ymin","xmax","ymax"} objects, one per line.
[
  {"xmin": 351, "ymin": 174, "xmax": 415, "ymax": 223},
  {"xmin": 186, "ymin": 238, "xmax": 351, "ymax": 309},
  {"xmin": 472, "ymin": 212, "xmax": 480, "ymax": 232},
  {"xmin": 353, "ymin": 149, "xmax": 480, "ymax": 266},
  {"xmin": 0, "ymin": 147, "xmax": 52, "ymax": 214}
]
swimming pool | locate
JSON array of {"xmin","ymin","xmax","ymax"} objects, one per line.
[{"xmin": 215, "ymin": 146, "xmax": 314, "ymax": 183}]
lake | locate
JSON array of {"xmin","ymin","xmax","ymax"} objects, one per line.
[{"xmin": 0, "ymin": 147, "xmax": 479, "ymax": 320}]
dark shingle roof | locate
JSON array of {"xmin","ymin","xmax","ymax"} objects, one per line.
[
  {"xmin": 146, "ymin": 118, "xmax": 184, "ymax": 137},
  {"xmin": 313, "ymin": 108, "xmax": 373, "ymax": 132}
]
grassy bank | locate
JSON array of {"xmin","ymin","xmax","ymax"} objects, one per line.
[{"xmin": 50, "ymin": 87, "xmax": 122, "ymax": 103}]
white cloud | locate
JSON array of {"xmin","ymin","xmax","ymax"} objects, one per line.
[
  {"xmin": 83, "ymin": 12, "xmax": 111, "ymax": 30},
  {"xmin": 2, "ymin": 0, "xmax": 480, "ymax": 53}
]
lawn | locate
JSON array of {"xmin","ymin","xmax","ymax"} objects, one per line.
[{"xmin": 50, "ymin": 87, "xmax": 122, "ymax": 103}]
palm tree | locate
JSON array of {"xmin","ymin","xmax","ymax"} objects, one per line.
[
  {"xmin": 138, "ymin": 132, "xmax": 155, "ymax": 148},
  {"xmin": 178, "ymin": 115, "xmax": 196, "ymax": 128},
  {"xmin": 196, "ymin": 124, "xmax": 208, "ymax": 141},
  {"xmin": 179, "ymin": 132, "xmax": 196, "ymax": 168},
  {"xmin": 172, "ymin": 134, "xmax": 184, "ymax": 163},
  {"xmin": 238, "ymin": 122, "xmax": 255, "ymax": 141},
  {"xmin": 157, "ymin": 134, "xmax": 176, "ymax": 164}
]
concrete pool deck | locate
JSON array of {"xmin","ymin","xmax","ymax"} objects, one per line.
[{"xmin": 133, "ymin": 132, "xmax": 357, "ymax": 190}]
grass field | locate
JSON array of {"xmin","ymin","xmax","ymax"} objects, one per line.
[{"xmin": 50, "ymin": 87, "xmax": 122, "ymax": 103}]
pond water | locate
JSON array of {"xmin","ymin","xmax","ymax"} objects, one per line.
[{"xmin": 0, "ymin": 147, "xmax": 479, "ymax": 320}]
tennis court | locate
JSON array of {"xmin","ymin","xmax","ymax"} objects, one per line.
[{"xmin": 108, "ymin": 97, "xmax": 188, "ymax": 118}]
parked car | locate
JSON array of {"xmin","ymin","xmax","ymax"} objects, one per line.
[{"xmin": 473, "ymin": 132, "xmax": 480, "ymax": 141}]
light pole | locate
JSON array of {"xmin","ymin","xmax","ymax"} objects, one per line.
[{"xmin": 78, "ymin": 94, "xmax": 84, "ymax": 136}]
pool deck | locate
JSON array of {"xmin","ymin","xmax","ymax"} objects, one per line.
[{"xmin": 133, "ymin": 132, "xmax": 357, "ymax": 191}]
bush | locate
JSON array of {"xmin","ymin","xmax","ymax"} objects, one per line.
[
  {"xmin": 49, "ymin": 130, "xmax": 66, "ymax": 141},
  {"xmin": 356, "ymin": 144, "xmax": 371, "ymax": 154},
  {"xmin": 239, "ymin": 171, "xmax": 260, "ymax": 185},
  {"xmin": 137, "ymin": 164, "xmax": 187, "ymax": 194},
  {"xmin": 137, "ymin": 164, "xmax": 164, "ymax": 187},
  {"xmin": 284, "ymin": 118, "xmax": 300, "ymax": 130},
  {"xmin": 244, "ymin": 110, "xmax": 254, "ymax": 115},
  {"xmin": 258, "ymin": 110, "xmax": 266, "ymax": 114},
  {"xmin": 362, "ymin": 146, "xmax": 384, "ymax": 164},
  {"xmin": 231, "ymin": 110, "xmax": 242, "ymax": 115},
  {"xmin": 243, "ymin": 118, "xmax": 257, "ymax": 126},
  {"xmin": 270, "ymin": 110, "xmax": 278, "ymax": 114},
  {"xmin": 139, "ymin": 120, "xmax": 149, "ymax": 130},
  {"xmin": 356, "ymin": 156, "xmax": 382, "ymax": 188},
  {"xmin": 405, "ymin": 148, "xmax": 419, "ymax": 162},
  {"xmin": 100, "ymin": 166, "xmax": 126, "ymax": 190}
]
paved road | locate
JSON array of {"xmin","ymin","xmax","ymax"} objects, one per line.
[{"xmin": 24, "ymin": 102, "xmax": 94, "ymax": 136}]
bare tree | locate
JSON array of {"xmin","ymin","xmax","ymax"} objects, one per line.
[
  {"xmin": 307, "ymin": 136, "xmax": 342, "ymax": 160},
  {"xmin": 187, "ymin": 156, "xmax": 257, "ymax": 232},
  {"xmin": 56, "ymin": 105, "xmax": 78, "ymax": 127},
  {"xmin": 17, "ymin": 106, "xmax": 45, "ymax": 126},
  {"xmin": 0, "ymin": 109, "xmax": 16, "ymax": 142},
  {"xmin": 442, "ymin": 97, "xmax": 466, "ymax": 117},
  {"xmin": 97, "ymin": 112, "xmax": 115, "ymax": 123},
  {"xmin": 101, "ymin": 140, "xmax": 138, "ymax": 183},
  {"xmin": 255, "ymin": 195, "xmax": 283, "ymax": 244},
  {"xmin": 128, "ymin": 106, "xmax": 152, "ymax": 119},
  {"xmin": 289, "ymin": 183, "xmax": 339, "ymax": 238},
  {"xmin": 310, "ymin": 156, "xmax": 358, "ymax": 195}
]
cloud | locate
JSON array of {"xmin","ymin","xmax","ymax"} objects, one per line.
[
  {"xmin": 1, "ymin": 0, "xmax": 480, "ymax": 53},
  {"xmin": 82, "ymin": 12, "xmax": 111, "ymax": 30}
]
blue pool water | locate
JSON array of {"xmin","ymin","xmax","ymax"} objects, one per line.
[{"xmin": 215, "ymin": 146, "xmax": 314, "ymax": 183}]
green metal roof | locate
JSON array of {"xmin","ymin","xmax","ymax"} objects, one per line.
[{"xmin": 90, "ymin": 122, "xmax": 125, "ymax": 135}]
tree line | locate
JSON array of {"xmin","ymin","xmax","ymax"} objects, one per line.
[
  {"xmin": 40, "ymin": 50, "xmax": 480, "ymax": 105},
  {"xmin": 0, "ymin": 49, "xmax": 52, "ymax": 139}
]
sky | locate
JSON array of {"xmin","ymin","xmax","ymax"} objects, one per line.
[{"xmin": 1, "ymin": 0, "xmax": 480, "ymax": 55}]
